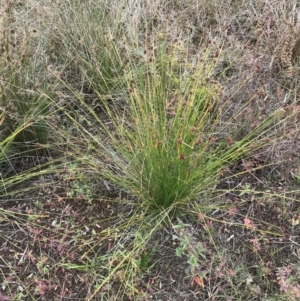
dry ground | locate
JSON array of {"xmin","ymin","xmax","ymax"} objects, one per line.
[{"xmin": 1, "ymin": 0, "xmax": 300, "ymax": 300}]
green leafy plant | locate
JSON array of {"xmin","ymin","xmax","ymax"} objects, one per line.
[
  {"xmin": 64, "ymin": 163, "xmax": 94, "ymax": 204},
  {"xmin": 137, "ymin": 246, "xmax": 156, "ymax": 272},
  {"xmin": 173, "ymin": 220, "xmax": 206, "ymax": 274}
]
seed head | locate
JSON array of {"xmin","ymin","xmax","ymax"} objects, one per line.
[
  {"xmin": 179, "ymin": 154, "xmax": 185, "ymax": 160},
  {"xmin": 177, "ymin": 137, "xmax": 183, "ymax": 144},
  {"xmin": 226, "ymin": 136, "xmax": 233, "ymax": 147},
  {"xmin": 190, "ymin": 126, "xmax": 196, "ymax": 133}
]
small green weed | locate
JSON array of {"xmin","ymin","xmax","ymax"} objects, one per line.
[
  {"xmin": 173, "ymin": 220, "xmax": 206, "ymax": 275},
  {"xmin": 137, "ymin": 247, "xmax": 156, "ymax": 272}
]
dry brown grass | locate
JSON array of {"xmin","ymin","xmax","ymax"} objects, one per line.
[{"xmin": 1, "ymin": 1, "xmax": 300, "ymax": 300}]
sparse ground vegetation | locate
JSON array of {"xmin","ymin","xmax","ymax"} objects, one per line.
[{"xmin": 1, "ymin": 0, "xmax": 300, "ymax": 300}]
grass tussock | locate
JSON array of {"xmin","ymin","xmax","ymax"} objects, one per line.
[
  {"xmin": 1, "ymin": 0, "xmax": 300, "ymax": 300},
  {"xmin": 52, "ymin": 32, "xmax": 291, "ymax": 217}
]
